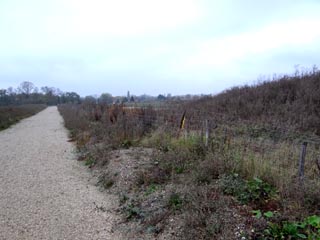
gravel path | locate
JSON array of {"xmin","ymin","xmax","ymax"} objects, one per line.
[{"xmin": 0, "ymin": 107, "xmax": 121, "ymax": 240}]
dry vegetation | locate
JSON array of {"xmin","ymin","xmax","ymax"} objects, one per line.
[
  {"xmin": 186, "ymin": 67, "xmax": 320, "ymax": 136},
  {"xmin": 59, "ymin": 70, "xmax": 320, "ymax": 239},
  {"xmin": 0, "ymin": 104, "xmax": 46, "ymax": 130}
]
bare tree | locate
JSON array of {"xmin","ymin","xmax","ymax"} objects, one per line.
[
  {"xmin": 0, "ymin": 89, "xmax": 6, "ymax": 97},
  {"xmin": 6, "ymin": 87, "xmax": 15, "ymax": 95},
  {"xmin": 41, "ymin": 86, "xmax": 53, "ymax": 96},
  {"xmin": 18, "ymin": 81, "xmax": 35, "ymax": 97}
]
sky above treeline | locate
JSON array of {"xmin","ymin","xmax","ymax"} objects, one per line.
[{"xmin": 0, "ymin": 0, "xmax": 320, "ymax": 97}]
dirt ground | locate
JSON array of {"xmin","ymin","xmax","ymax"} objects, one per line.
[{"xmin": 92, "ymin": 147, "xmax": 249, "ymax": 240}]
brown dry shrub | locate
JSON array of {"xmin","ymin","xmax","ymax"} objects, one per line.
[
  {"xmin": 136, "ymin": 168, "xmax": 169, "ymax": 186},
  {"xmin": 281, "ymin": 178, "xmax": 320, "ymax": 217},
  {"xmin": 0, "ymin": 104, "xmax": 46, "ymax": 130},
  {"xmin": 58, "ymin": 104, "xmax": 89, "ymax": 137},
  {"xmin": 181, "ymin": 185, "xmax": 239, "ymax": 240}
]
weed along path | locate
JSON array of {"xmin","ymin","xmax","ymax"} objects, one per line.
[{"xmin": 0, "ymin": 107, "xmax": 121, "ymax": 240}]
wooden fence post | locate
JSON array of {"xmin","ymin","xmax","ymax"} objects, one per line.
[
  {"xmin": 298, "ymin": 141, "xmax": 308, "ymax": 183},
  {"xmin": 316, "ymin": 155, "xmax": 320, "ymax": 176},
  {"xmin": 205, "ymin": 119, "xmax": 210, "ymax": 148},
  {"xmin": 200, "ymin": 120, "xmax": 204, "ymax": 141},
  {"xmin": 123, "ymin": 111, "xmax": 127, "ymax": 139}
]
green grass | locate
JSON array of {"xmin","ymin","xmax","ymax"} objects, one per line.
[
  {"xmin": 168, "ymin": 192, "xmax": 184, "ymax": 210},
  {"xmin": 84, "ymin": 156, "xmax": 96, "ymax": 167}
]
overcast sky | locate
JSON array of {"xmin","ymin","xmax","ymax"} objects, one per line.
[{"xmin": 1, "ymin": 0, "xmax": 320, "ymax": 96}]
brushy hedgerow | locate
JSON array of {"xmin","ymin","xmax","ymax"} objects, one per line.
[
  {"xmin": 0, "ymin": 104, "xmax": 46, "ymax": 130},
  {"xmin": 58, "ymin": 70, "xmax": 320, "ymax": 239}
]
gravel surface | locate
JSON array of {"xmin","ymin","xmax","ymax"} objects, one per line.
[{"xmin": 0, "ymin": 107, "xmax": 121, "ymax": 240}]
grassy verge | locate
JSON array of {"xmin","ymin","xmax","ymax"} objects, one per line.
[
  {"xmin": 58, "ymin": 103, "xmax": 320, "ymax": 239},
  {"xmin": 137, "ymin": 130, "xmax": 320, "ymax": 238},
  {"xmin": 0, "ymin": 104, "xmax": 47, "ymax": 130}
]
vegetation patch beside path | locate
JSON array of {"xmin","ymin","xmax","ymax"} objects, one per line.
[
  {"xmin": 58, "ymin": 70, "xmax": 320, "ymax": 239},
  {"xmin": 0, "ymin": 104, "xmax": 46, "ymax": 130}
]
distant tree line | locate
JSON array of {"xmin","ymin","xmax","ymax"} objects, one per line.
[
  {"xmin": 0, "ymin": 81, "xmax": 80, "ymax": 106},
  {"xmin": 1, "ymin": 81, "xmax": 209, "ymax": 107},
  {"xmin": 81, "ymin": 93, "xmax": 208, "ymax": 106}
]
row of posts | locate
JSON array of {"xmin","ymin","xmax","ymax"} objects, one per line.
[{"xmin": 184, "ymin": 117, "xmax": 318, "ymax": 184}]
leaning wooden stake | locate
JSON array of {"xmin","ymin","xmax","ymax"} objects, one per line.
[
  {"xmin": 177, "ymin": 110, "xmax": 186, "ymax": 138},
  {"xmin": 298, "ymin": 142, "xmax": 308, "ymax": 184},
  {"xmin": 316, "ymin": 156, "xmax": 320, "ymax": 176}
]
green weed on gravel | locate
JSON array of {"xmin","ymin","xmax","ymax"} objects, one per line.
[{"xmin": 218, "ymin": 174, "xmax": 277, "ymax": 205}]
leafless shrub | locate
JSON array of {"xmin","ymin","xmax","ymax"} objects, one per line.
[
  {"xmin": 181, "ymin": 185, "xmax": 238, "ymax": 240},
  {"xmin": 58, "ymin": 69, "xmax": 320, "ymax": 239},
  {"xmin": 0, "ymin": 104, "xmax": 46, "ymax": 130}
]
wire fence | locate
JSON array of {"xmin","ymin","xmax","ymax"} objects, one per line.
[{"xmin": 75, "ymin": 103, "xmax": 320, "ymax": 184}]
